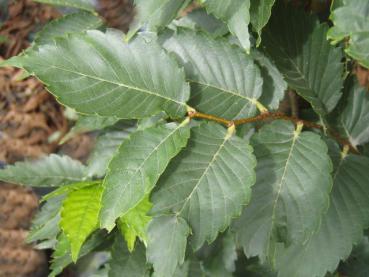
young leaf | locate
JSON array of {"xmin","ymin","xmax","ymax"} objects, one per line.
[
  {"xmin": 7, "ymin": 30, "xmax": 190, "ymax": 119},
  {"xmin": 275, "ymin": 142, "xmax": 369, "ymax": 277},
  {"xmin": 147, "ymin": 216, "xmax": 191, "ymax": 277},
  {"xmin": 60, "ymin": 183, "xmax": 103, "ymax": 262},
  {"xmin": 0, "ymin": 154, "xmax": 86, "ymax": 187},
  {"xmin": 339, "ymin": 82, "xmax": 369, "ymax": 147},
  {"xmin": 100, "ymin": 121, "xmax": 191, "ymax": 231},
  {"xmin": 203, "ymin": 0, "xmax": 251, "ymax": 51},
  {"xmin": 161, "ymin": 30, "xmax": 263, "ymax": 119},
  {"xmin": 233, "ymin": 120, "xmax": 333, "ymax": 263},
  {"xmin": 118, "ymin": 195, "xmax": 152, "ymax": 252},
  {"xmin": 109, "ymin": 233, "xmax": 150, "ymax": 277},
  {"xmin": 151, "ymin": 122, "xmax": 256, "ymax": 250},
  {"xmin": 127, "ymin": 0, "xmax": 189, "ymax": 40},
  {"xmin": 86, "ymin": 127, "xmax": 136, "ymax": 178},
  {"xmin": 250, "ymin": 0, "xmax": 275, "ymax": 46},
  {"xmin": 262, "ymin": 4, "xmax": 344, "ymax": 116},
  {"xmin": 328, "ymin": 0, "xmax": 369, "ymax": 68},
  {"xmin": 251, "ymin": 50, "xmax": 287, "ymax": 110},
  {"xmin": 33, "ymin": 0, "xmax": 95, "ymax": 12},
  {"xmin": 34, "ymin": 12, "xmax": 103, "ymax": 46}
]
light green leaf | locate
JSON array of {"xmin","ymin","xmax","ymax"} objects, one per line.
[
  {"xmin": 7, "ymin": 30, "xmax": 190, "ymax": 119},
  {"xmin": 250, "ymin": 0, "xmax": 275, "ymax": 46},
  {"xmin": 33, "ymin": 0, "xmax": 95, "ymax": 12},
  {"xmin": 147, "ymin": 216, "xmax": 191, "ymax": 277},
  {"xmin": 151, "ymin": 122, "xmax": 256, "ymax": 249},
  {"xmin": 100, "ymin": 121, "xmax": 191, "ymax": 231},
  {"xmin": 203, "ymin": 0, "xmax": 251, "ymax": 51},
  {"xmin": 127, "ymin": 0, "xmax": 189, "ymax": 40},
  {"xmin": 233, "ymin": 120, "xmax": 333, "ymax": 263},
  {"xmin": 60, "ymin": 184, "xmax": 103, "ymax": 262},
  {"xmin": 27, "ymin": 195, "xmax": 64, "ymax": 246},
  {"xmin": 118, "ymin": 195, "xmax": 152, "ymax": 252},
  {"xmin": 0, "ymin": 154, "xmax": 86, "ymax": 187},
  {"xmin": 172, "ymin": 8, "xmax": 228, "ymax": 38},
  {"xmin": 42, "ymin": 181, "xmax": 100, "ymax": 202},
  {"xmin": 275, "ymin": 142, "xmax": 369, "ymax": 277},
  {"xmin": 109, "ymin": 233, "xmax": 150, "ymax": 277},
  {"xmin": 161, "ymin": 30, "xmax": 263, "ymax": 119},
  {"xmin": 86, "ymin": 127, "xmax": 136, "ymax": 178},
  {"xmin": 328, "ymin": 0, "xmax": 369, "ymax": 68},
  {"xmin": 339, "ymin": 82, "xmax": 369, "ymax": 147},
  {"xmin": 251, "ymin": 50, "xmax": 287, "ymax": 110},
  {"xmin": 262, "ymin": 4, "xmax": 344, "ymax": 116},
  {"xmin": 34, "ymin": 12, "xmax": 103, "ymax": 46}
]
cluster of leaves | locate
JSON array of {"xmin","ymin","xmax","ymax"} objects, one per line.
[{"xmin": 1, "ymin": 0, "xmax": 369, "ymax": 276}]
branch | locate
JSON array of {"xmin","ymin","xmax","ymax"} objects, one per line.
[{"xmin": 188, "ymin": 110, "xmax": 358, "ymax": 154}]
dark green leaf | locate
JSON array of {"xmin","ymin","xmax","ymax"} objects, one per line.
[
  {"xmin": 151, "ymin": 122, "xmax": 256, "ymax": 250},
  {"xmin": 100, "ymin": 121, "xmax": 191, "ymax": 231},
  {"xmin": 234, "ymin": 120, "xmax": 332, "ymax": 263},
  {"xmin": 0, "ymin": 154, "xmax": 86, "ymax": 187},
  {"xmin": 250, "ymin": 0, "xmax": 275, "ymax": 46}
]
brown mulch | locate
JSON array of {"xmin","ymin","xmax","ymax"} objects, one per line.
[{"xmin": 355, "ymin": 64, "xmax": 369, "ymax": 91}]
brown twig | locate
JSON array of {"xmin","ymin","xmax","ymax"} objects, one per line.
[{"xmin": 188, "ymin": 110, "xmax": 358, "ymax": 154}]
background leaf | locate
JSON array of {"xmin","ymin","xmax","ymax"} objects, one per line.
[
  {"xmin": 100, "ymin": 121, "xmax": 190, "ymax": 231},
  {"xmin": 151, "ymin": 122, "xmax": 256, "ymax": 250},
  {"xmin": 262, "ymin": 4, "xmax": 344, "ymax": 116},
  {"xmin": 8, "ymin": 30, "xmax": 190, "ymax": 119},
  {"xmin": 147, "ymin": 216, "xmax": 191, "ymax": 277},
  {"xmin": 234, "ymin": 120, "xmax": 332, "ymax": 263},
  {"xmin": 250, "ymin": 0, "xmax": 275, "ymax": 46},
  {"xmin": 203, "ymin": 0, "xmax": 251, "ymax": 51},
  {"xmin": 275, "ymin": 142, "xmax": 369, "ymax": 277},
  {"xmin": 328, "ymin": 0, "xmax": 369, "ymax": 68},
  {"xmin": 0, "ymin": 154, "xmax": 86, "ymax": 187},
  {"xmin": 60, "ymin": 184, "xmax": 103, "ymax": 261},
  {"xmin": 127, "ymin": 0, "xmax": 189, "ymax": 40},
  {"xmin": 109, "ymin": 233, "xmax": 150, "ymax": 277},
  {"xmin": 161, "ymin": 30, "xmax": 263, "ymax": 119},
  {"xmin": 34, "ymin": 12, "xmax": 103, "ymax": 46},
  {"xmin": 339, "ymin": 82, "xmax": 369, "ymax": 147},
  {"xmin": 33, "ymin": 0, "xmax": 95, "ymax": 12}
]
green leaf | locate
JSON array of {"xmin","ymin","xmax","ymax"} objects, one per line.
[
  {"xmin": 109, "ymin": 233, "xmax": 150, "ymax": 277},
  {"xmin": 250, "ymin": 0, "xmax": 275, "ymax": 46},
  {"xmin": 233, "ymin": 120, "xmax": 333, "ymax": 263},
  {"xmin": 172, "ymin": 8, "xmax": 228, "ymax": 38},
  {"xmin": 34, "ymin": 12, "xmax": 103, "ymax": 46},
  {"xmin": 50, "ymin": 231, "xmax": 110, "ymax": 277},
  {"xmin": 62, "ymin": 114, "xmax": 121, "ymax": 143},
  {"xmin": 262, "ymin": 4, "xmax": 344, "ymax": 116},
  {"xmin": 340, "ymin": 236, "xmax": 369, "ymax": 277},
  {"xmin": 161, "ymin": 30, "xmax": 263, "ymax": 119},
  {"xmin": 127, "ymin": 0, "xmax": 189, "ymax": 40},
  {"xmin": 86, "ymin": 127, "xmax": 136, "ymax": 178},
  {"xmin": 0, "ymin": 154, "xmax": 86, "ymax": 187},
  {"xmin": 203, "ymin": 0, "xmax": 251, "ymax": 51},
  {"xmin": 100, "ymin": 121, "xmax": 191, "ymax": 231},
  {"xmin": 251, "ymin": 50, "xmax": 287, "ymax": 110},
  {"xmin": 151, "ymin": 122, "xmax": 256, "ymax": 249},
  {"xmin": 328, "ymin": 0, "xmax": 369, "ymax": 68},
  {"xmin": 274, "ymin": 142, "xmax": 369, "ymax": 277},
  {"xmin": 147, "ymin": 216, "xmax": 191, "ymax": 277},
  {"xmin": 118, "ymin": 195, "xmax": 152, "ymax": 252},
  {"xmin": 27, "ymin": 195, "xmax": 64, "ymax": 246},
  {"xmin": 60, "ymin": 183, "xmax": 103, "ymax": 262},
  {"xmin": 33, "ymin": 0, "xmax": 95, "ymax": 12},
  {"xmin": 8, "ymin": 30, "xmax": 190, "ymax": 119},
  {"xmin": 339, "ymin": 82, "xmax": 369, "ymax": 147}
]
